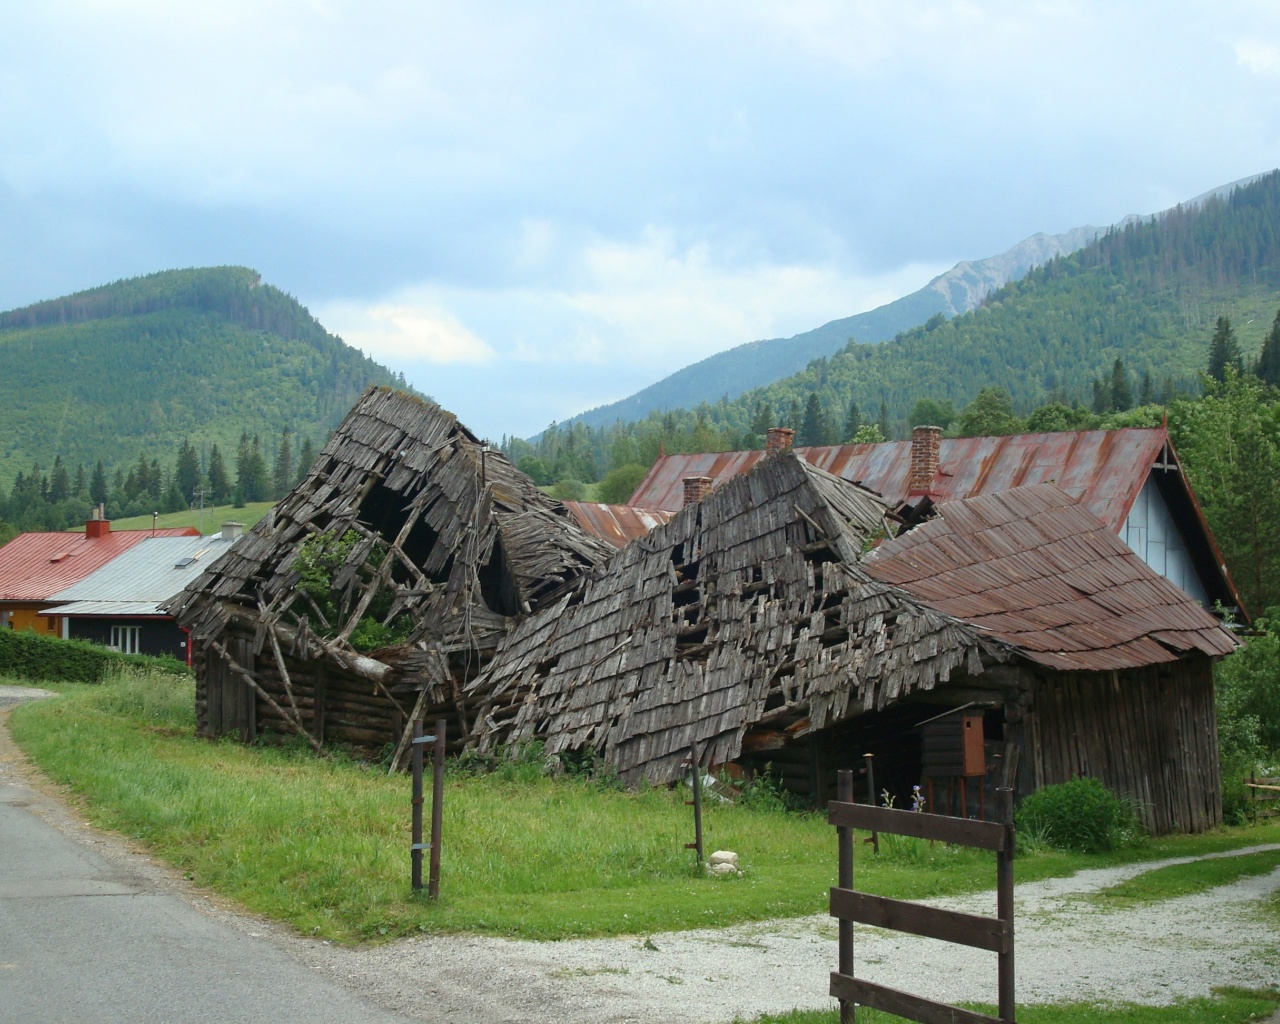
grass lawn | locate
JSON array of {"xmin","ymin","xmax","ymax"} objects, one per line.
[
  {"xmin": 69, "ymin": 501, "xmax": 275, "ymax": 535},
  {"xmin": 8, "ymin": 673, "xmax": 1280, "ymax": 947},
  {"xmin": 1088, "ymin": 847, "xmax": 1280, "ymax": 908},
  {"xmin": 735, "ymin": 988, "xmax": 1280, "ymax": 1024}
]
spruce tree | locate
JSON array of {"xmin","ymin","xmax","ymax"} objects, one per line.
[
  {"xmin": 176, "ymin": 438, "xmax": 201, "ymax": 500},
  {"xmin": 843, "ymin": 401, "xmax": 862, "ymax": 443},
  {"xmin": 47, "ymin": 456, "xmax": 69, "ymax": 504},
  {"xmin": 207, "ymin": 444, "xmax": 230, "ymax": 504},
  {"xmin": 272, "ymin": 427, "xmax": 293, "ymax": 499},
  {"xmin": 1110, "ymin": 358, "xmax": 1132, "ymax": 412},
  {"xmin": 1207, "ymin": 315, "xmax": 1243, "ymax": 382},
  {"xmin": 877, "ymin": 398, "xmax": 891, "ymax": 440},
  {"xmin": 798, "ymin": 394, "xmax": 825, "ymax": 447},
  {"xmin": 90, "ymin": 461, "xmax": 108, "ymax": 506},
  {"xmin": 295, "ymin": 437, "xmax": 315, "ymax": 485},
  {"xmin": 1139, "ymin": 371, "xmax": 1154, "ymax": 406},
  {"xmin": 1256, "ymin": 309, "xmax": 1280, "ymax": 387}
]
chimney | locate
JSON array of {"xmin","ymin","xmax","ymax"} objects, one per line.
[
  {"xmin": 85, "ymin": 506, "xmax": 111, "ymax": 540},
  {"xmin": 221, "ymin": 521, "xmax": 244, "ymax": 541},
  {"xmin": 765, "ymin": 427, "xmax": 795, "ymax": 454},
  {"xmin": 683, "ymin": 476, "xmax": 714, "ymax": 507},
  {"xmin": 908, "ymin": 425, "xmax": 942, "ymax": 496}
]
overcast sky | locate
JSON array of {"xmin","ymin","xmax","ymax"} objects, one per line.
[{"xmin": 3, "ymin": 2, "xmax": 1280, "ymax": 438}]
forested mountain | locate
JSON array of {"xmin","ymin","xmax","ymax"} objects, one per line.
[
  {"xmin": 565, "ymin": 223, "xmax": 1105, "ymax": 430},
  {"xmin": 0, "ymin": 267, "xmax": 405, "ymax": 489}
]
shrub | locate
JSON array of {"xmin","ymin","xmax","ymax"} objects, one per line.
[
  {"xmin": 1014, "ymin": 776, "xmax": 1143, "ymax": 854},
  {"xmin": 550, "ymin": 477, "xmax": 587, "ymax": 501},
  {"xmin": 0, "ymin": 629, "xmax": 189, "ymax": 684},
  {"xmin": 598, "ymin": 464, "xmax": 648, "ymax": 505}
]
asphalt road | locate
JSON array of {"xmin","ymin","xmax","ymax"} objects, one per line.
[{"xmin": 0, "ymin": 695, "xmax": 418, "ymax": 1024}]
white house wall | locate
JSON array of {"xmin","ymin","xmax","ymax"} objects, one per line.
[{"xmin": 1122, "ymin": 474, "xmax": 1210, "ymax": 607}]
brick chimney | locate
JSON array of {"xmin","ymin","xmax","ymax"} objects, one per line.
[
  {"xmin": 765, "ymin": 427, "xmax": 795, "ymax": 454},
  {"xmin": 908, "ymin": 425, "xmax": 942, "ymax": 496},
  {"xmin": 683, "ymin": 476, "xmax": 714, "ymax": 506},
  {"xmin": 85, "ymin": 505, "xmax": 111, "ymax": 539}
]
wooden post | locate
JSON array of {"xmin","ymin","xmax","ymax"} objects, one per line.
[
  {"xmin": 997, "ymin": 786, "xmax": 1016, "ymax": 1023},
  {"xmin": 837, "ymin": 769, "xmax": 855, "ymax": 1024},
  {"xmin": 429, "ymin": 717, "xmax": 446, "ymax": 899},
  {"xmin": 863, "ymin": 753, "xmax": 878, "ymax": 854},
  {"xmin": 685, "ymin": 741, "xmax": 704, "ymax": 865},
  {"xmin": 411, "ymin": 720, "xmax": 424, "ymax": 891}
]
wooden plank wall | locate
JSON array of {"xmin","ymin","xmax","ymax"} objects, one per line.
[{"xmin": 1026, "ymin": 655, "xmax": 1221, "ymax": 835}]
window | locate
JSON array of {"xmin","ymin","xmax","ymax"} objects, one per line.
[{"xmin": 110, "ymin": 625, "xmax": 141, "ymax": 655}]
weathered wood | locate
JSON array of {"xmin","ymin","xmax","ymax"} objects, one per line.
[
  {"xmin": 829, "ymin": 974, "xmax": 1001, "ymax": 1024},
  {"xmin": 827, "ymin": 801, "xmax": 1006, "ymax": 851},
  {"xmin": 209, "ymin": 640, "xmax": 324, "ymax": 755},
  {"xmin": 830, "ymin": 888, "xmax": 1008, "ymax": 952}
]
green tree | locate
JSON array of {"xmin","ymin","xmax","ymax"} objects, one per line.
[
  {"xmin": 272, "ymin": 427, "xmax": 293, "ymax": 499},
  {"xmin": 47, "ymin": 456, "xmax": 69, "ymax": 504},
  {"xmin": 207, "ymin": 444, "xmax": 231, "ymax": 504},
  {"xmin": 909, "ymin": 398, "xmax": 957, "ymax": 429},
  {"xmin": 599, "ymin": 463, "xmax": 647, "ymax": 504},
  {"xmin": 296, "ymin": 436, "xmax": 316, "ymax": 484},
  {"xmin": 176, "ymin": 438, "xmax": 201, "ymax": 501},
  {"xmin": 89, "ymin": 460, "xmax": 108, "ymax": 506},
  {"xmin": 843, "ymin": 401, "xmax": 862, "ymax": 443},
  {"xmin": 877, "ymin": 399, "xmax": 890, "ymax": 440},
  {"xmin": 1256, "ymin": 309, "xmax": 1280, "ymax": 387},
  {"xmin": 798, "ymin": 393, "xmax": 827, "ymax": 447},
  {"xmin": 1207, "ymin": 315, "xmax": 1243, "ymax": 383},
  {"xmin": 954, "ymin": 387, "xmax": 1024, "ymax": 437},
  {"xmin": 1025, "ymin": 403, "xmax": 1099, "ymax": 433},
  {"xmin": 1110, "ymin": 358, "xmax": 1132, "ymax": 412},
  {"xmin": 1138, "ymin": 371, "xmax": 1155, "ymax": 407}
]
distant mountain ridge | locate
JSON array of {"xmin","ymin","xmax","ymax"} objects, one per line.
[
  {"xmin": 561, "ymin": 172, "xmax": 1264, "ymax": 433},
  {"xmin": 0, "ymin": 266, "xmax": 405, "ymax": 487}
]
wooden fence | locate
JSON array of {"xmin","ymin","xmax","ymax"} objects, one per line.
[
  {"xmin": 1247, "ymin": 773, "xmax": 1280, "ymax": 819},
  {"xmin": 829, "ymin": 769, "xmax": 1017, "ymax": 1023}
]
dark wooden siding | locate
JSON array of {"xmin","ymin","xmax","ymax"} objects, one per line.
[
  {"xmin": 1025, "ymin": 656, "xmax": 1221, "ymax": 835},
  {"xmin": 69, "ymin": 617, "xmax": 188, "ymax": 661}
]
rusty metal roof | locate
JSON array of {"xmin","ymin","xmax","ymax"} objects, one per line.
[
  {"xmin": 864, "ymin": 484, "xmax": 1238, "ymax": 671},
  {"xmin": 0, "ymin": 526, "xmax": 201, "ymax": 603},
  {"xmin": 628, "ymin": 428, "xmax": 1170, "ymax": 531},
  {"xmin": 561, "ymin": 502, "xmax": 674, "ymax": 549}
]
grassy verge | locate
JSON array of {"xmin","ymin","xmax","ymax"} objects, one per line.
[
  {"xmin": 1088, "ymin": 848, "xmax": 1280, "ymax": 908},
  {"xmin": 8, "ymin": 673, "xmax": 1280, "ymax": 945},
  {"xmin": 733, "ymin": 988, "xmax": 1280, "ymax": 1024}
]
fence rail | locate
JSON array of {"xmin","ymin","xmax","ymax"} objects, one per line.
[{"xmin": 829, "ymin": 767, "xmax": 1017, "ymax": 1023}]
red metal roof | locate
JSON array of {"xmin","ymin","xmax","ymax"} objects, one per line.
[
  {"xmin": 562, "ymin": 502, "xmax": 673, "ymax": 549},
  {"xmin": 864, "ymin": 484, "xmax": 1238, "ymax": 672},
  {"xmin": 628, "ymin": 428, "xmax": 1170, "ymax": 531},
  {"xmin": 0, "ymin": 526, "xmax": 200, "ymax": 602}
]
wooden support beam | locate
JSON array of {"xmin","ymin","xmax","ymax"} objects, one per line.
[{"xmin": 210, "ymin": 640, "xmax": 325, "ymax": 755}]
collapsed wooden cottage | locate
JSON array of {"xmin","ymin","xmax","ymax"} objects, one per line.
[
  {"xmin": 165, "ymin": 387, "xmax": 614, "ymax": 761},
  {"xmin": 468, "ymin": 452, "xmax": 1238, "ymax": 833}
]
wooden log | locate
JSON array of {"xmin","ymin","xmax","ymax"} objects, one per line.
[
  {"xmin": 827, "ymin": 802, "xmax": 1006, "ymax": 851},
  {"xmin": 209, "ymin": 640, "xmax": 325, "ymax": 755},
  {"xmin": 829, "ymin": 888, "xmax": 1007, "ymax": 953}
]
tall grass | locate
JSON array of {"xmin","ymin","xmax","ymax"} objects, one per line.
[{"xmin": 10, "ymin": 672, "xmax": 1280, "ymax": 944}]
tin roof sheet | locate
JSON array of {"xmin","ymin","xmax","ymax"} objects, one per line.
[
  {"xmin": 44, "ymin": 535, "xmax": 238, "ymax": 611},
  {"xmin": 562, "ymin": 502, "xmax": 674, "ymax": 549},
  {"xmin": 865, "ymin": 484, "xmax": 1238, "ymax": 671},
  {"xmin": 628, "ymin": 428, "xmax": 1169, "ymax": 531},
  {"xmin": 45, "ymin": 601, "xmax": 174, "ymax": 618},
  {"xmin": 0, "ymin": 527, "xmax": 201, "ymax": 602}
]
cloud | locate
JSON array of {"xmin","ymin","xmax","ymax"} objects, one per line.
[
  {"xmin": 1236, "ymin": 39, "xmax": 1280, "ymax": 76},
  {"xmin": 324, "ymin": 301, "xmax": 496, "ymax": 365}
]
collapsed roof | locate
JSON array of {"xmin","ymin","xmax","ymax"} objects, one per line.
[
  {"xmin": 167, "ymin": 387, "xmax": 614, "ymax": 701},
  {"xmin": 466, "ymin": 451, "xmax": 993, "ymax": 785}
]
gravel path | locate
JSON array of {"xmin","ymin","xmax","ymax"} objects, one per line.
[
  {"xmin": 293, "ymin": 849, "xmax": 1280, "ymax": 1023},
  {"xmin": 0, "ymin": 685, "xmax": 57, "ymax": 711}
]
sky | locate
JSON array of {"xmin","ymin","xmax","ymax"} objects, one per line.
[{"xmin": 3, "ymin": 2, "xmax": 1280, "ymax": 439}]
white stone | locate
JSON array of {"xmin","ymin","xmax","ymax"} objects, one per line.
[
  {"xmin": 707, "ymin": 862, "xmax": 739, "ymax": 877},
  {"xmin": 708, "ymin": 850, "xmax": 738, "ymax": 868}
]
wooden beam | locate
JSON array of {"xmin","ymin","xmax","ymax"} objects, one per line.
[
  {"xmin": 829, "ymin": 888, "xmax": 1008, "ymax": 952},
  {"xmin": 827, "ymin": 801, "xmax": 1006, "ymax": 851},
  {"xmin": 210, "ymin": 640, "xmax": 325, "ymax": 755},
  {"xmin": 829, "ymin": 974, "xmax": 1001, "ymax": 1024}
]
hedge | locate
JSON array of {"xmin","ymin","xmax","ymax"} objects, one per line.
[{"xmin": 0, "ymin": 629, "xmax": 190, "ymax": 684}]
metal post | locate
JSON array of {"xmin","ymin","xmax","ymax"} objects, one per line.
[
  {"xmin": 837, "ymin": 768, "xmax": 855, "ymax": 1024},
  {"xmin": 863, "ymin": 753, "xmax": 878, "ymax": 854},
  {"xmin": 997, "ymin": 786, "xmax": 1016, "ymax": 1023},
  {"xmin": 429, "ymin": 717, "xmax": 446, "ymax": 899},
  {"xmin": 410, "ymin": 720, "xmax": 424, "ymax": 891},
  {"xmin": 684, "ymin": 741, "xmax": 704, "ymax": 865}
]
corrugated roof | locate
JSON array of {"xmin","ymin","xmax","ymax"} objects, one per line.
[
  {"xmin": 46, "ymin": 600, "xmax": 175, "ymax": 617},
  {"xmin": 43, "ymin": 535, "xmax": 237, "ymax": 616},
  {"xmin": 628, "ymin": 428, "xmax": 1169, "ymax": 531},
  {"xmin": 561, "ymin": 502, "xmax": 674, "ymax": 549},
  {"xmin": 0, "ymin": 526, "xmax": 201, "ymax": 602},
  {"xmin": 864, "ymin": 484, "xmax": 1238, "ymax": 671}
]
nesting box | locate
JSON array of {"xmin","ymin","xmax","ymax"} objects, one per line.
[{"xmin": 921, "ymin": 712, "xmax": 986, "ymax": 778}]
